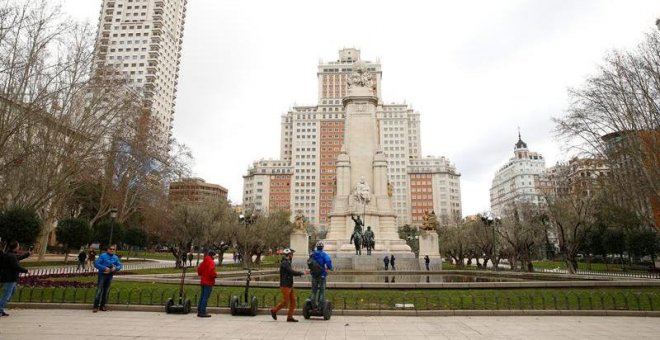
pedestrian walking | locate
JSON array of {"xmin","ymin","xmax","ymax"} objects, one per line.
[
  {"xmin": 383, "ymin": 255, "xmax": 390, "ymax": 270},
  {"xmin": 0, "ymin": 241, "xmax": 30, "ymax": 317},
  {"xmin": 93, "ymin": 244, "xmax": 122, "ymax": 312},
  {"xmin": 181, "ymin": 252, "xmax": 187, "ymax": 268},
  {"xmin": 270, "ymin": 248, "xmax": 306, "ymax": 322},
  {"xmin": 196, "ymin": 250, "xmax": 217, "ymax": 318},
  {"xmin": 87, "ymin": 248, "xmax": 96, "ymax": 271},
  {"xmin": 390, "ymin": 254, "xmax": 396, "ymax": 271},
  {"xmin": 187, "ymin": 252, "xmax": 193, "ymax": 267},
  {"xmin": 77, "ymin": 249, "xmax": 87, "ymax": 271},
  {"xmin": 424, "ymin": 255, "xmax": 430, "ymax": 271}
]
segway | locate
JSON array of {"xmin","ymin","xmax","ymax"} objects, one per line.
[
  {"xmin": 165, "ymin": 266, "xmax": 192, "ymax": 314},
  {"xmin": 230, "ymin": 268, "xmax": 258, "ymax": 316},
  {"xmin": 303, "ymin": 298, "xmax": 333, "ymax": 320}
]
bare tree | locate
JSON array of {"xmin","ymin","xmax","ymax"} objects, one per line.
[
  {"xmin": 554, "ymin": 28, "xmax": 660, "ymax": 229},
  {"xmin": 0, "ymin": 1, "xmax": 141, "ymax": 258}
]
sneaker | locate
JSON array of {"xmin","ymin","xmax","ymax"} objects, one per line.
[
  {"xmin": 270, "ymin": 309, "xmax": 277, "ymax": 320},
  {"xmin": 100, "ymin": 306, "xmax": 108, "ymax": 311},
  {"xmin": 286, "ymin": 318, "xmax": 299, "ymax": 322},
  {"xmin": 1, "ymin": 312, "xmax": 9, "ymax": 317},
  {"xmin": 92, "ymin": 308, "xmax": 98, "ymax": 313},
  {"xmin": 197, "ymin": 314, "xmax": 211, "ymax": 318}
]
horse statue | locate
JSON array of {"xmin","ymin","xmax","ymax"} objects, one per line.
[{"xmin": 350, "ymin": 229, "xmax": 363, "ymax": 255}]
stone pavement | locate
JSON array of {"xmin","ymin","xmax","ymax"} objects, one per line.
[{"xmin": 1, "ymin": 309, "xmax": 659, "ymax": 339}]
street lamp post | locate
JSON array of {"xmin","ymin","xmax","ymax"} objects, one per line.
[
  {"xmin": 480, "ymin": 213, "xmax": 500, "ymax": 271},
  {"xmin": 239, "ymin": 214, "xmax": 249, "ymax": 269},
  {"xmin": 108, "ymin": 208, "xmax": 118, "ymax": 246}
]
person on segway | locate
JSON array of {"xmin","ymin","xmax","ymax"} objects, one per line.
[{"xmin": 309, "ymin": 241, "xmax": 333, "ymax": 309}]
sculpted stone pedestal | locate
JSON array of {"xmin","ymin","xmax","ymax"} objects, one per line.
[
  {"xmin": 418, "ymin": 230, "xmax": 442, "ymax": 270},
  {"xmin": 289, "ymin": 231, "xmax": 309, "ymax": 257}
]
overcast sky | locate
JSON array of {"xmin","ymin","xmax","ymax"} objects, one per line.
[{"xmin": 62, "ymin": 0, "xmax": 659, "ymax": 216}]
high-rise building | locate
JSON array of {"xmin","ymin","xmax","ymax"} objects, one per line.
[
  {"xmin": 489, "ymin": 133, "xmax": 546, "ymax": 216},
  {"xmin": 244, "ymin": 49, "xmax": 461, "ymax": 227},
  {"xmin": 93, "ymin": 0, "xmax": 187, "ymax": 148},
  {"xmin": 408, "ymin": 157, "xmax": 462, "ymax": 225}
]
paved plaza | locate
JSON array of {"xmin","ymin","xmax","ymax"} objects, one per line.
[{"xmin": 1, "ymin": 309, "xmax": 659, "ymax": 339}]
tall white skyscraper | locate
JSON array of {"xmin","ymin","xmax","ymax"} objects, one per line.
[{"xmin": 93, "ymin": 0, "xmax": 188, "ymax": 147}]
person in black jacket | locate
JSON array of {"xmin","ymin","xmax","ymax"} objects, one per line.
[
  {"xmin": 270, "ymin": 248, "xmax": 307, "ymax": 322},
  {"xmin": 0, "ymin": 241, "xmax": 30, "ymax": 317}
]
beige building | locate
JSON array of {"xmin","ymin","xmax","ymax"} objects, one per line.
[
  {"xmin": 169, "ymin": 178, "xmax": 228, "ymax": 204},
  {"xmin": 93, "ymin": 0, "xmax": 188, "ymax": 148},
  {"xmin": 245, "ymin": 49, "xmax": 461, "ymax": 227},
  {"xmin": 408, "ymin": 157, "xmax": 462, "ymax": 226},
  {"xmin": 242, "ymin": 160, "xmax": 292, "ymax": 214}
]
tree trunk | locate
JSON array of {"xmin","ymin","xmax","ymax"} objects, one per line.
[{"xmin": 566, "ymin": 257, "xmax": 577, "ymax": 274}]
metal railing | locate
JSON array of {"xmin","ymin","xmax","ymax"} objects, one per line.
[
  {"xmin": 21, "ymin": 261, "xmax": 174, "ymax": 278},
  {"xmin": 12, "ymin": 286, "xmax": 659, "ymax": 311}
]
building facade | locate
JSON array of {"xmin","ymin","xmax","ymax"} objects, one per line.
[
  {"xmin": 242, "ymin": 160, "xmax": 293, "ymax": 214},
  {"xmin": 169, "ymin": 178, "xmax": 228, "ymax": 204},
  {"xmin": 93, "ymin": 0, "xmax": 188, "ymax": 148},
  {"xmin": 489, "ymin": 134, "xmax": 546, "ymax": 217},
  {"xmin": 408, "ymin": 157, "xmax": 462, "ymax": 225},
  {"xmin": 244, "ymin": 49, "xmax": 461, "ymax": 227}
]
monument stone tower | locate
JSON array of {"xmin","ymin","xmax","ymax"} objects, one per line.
[{"xmin": 324, "ymin": 63, "xmax": 415, "ymax": 268}]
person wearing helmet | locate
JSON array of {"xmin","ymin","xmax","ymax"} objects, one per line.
[
  {"xmin": 309, "ymin": 240, "xmax": 333, "ymax": 309},
  {"xmin": 270, "ymin": 248, "xmax": 307, "ymax": 322}
]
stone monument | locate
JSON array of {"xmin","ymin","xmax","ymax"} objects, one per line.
[
  {"xmin": 290, "ymin": 210, "xmax": 309, "ymax": 258},
  {"xmin": 418, "ymin": 210, "xmax": 442, "ymax": 270},
  {"xmin": 324, "ymin": 63, "xmax": 415, "ymax": 269}
]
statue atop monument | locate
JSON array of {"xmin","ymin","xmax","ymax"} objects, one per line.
[
  {"xmin": 353, "ymin": 176, "xmax": 371, "ymax": 206},
  {"xmin": 294, "ymin": 210, "xmax": 306, "ymax": 231},
  {"xmin": 347, "ymin": 63, "xmax": 372, "ymax": 89},
  {"xmin": 421, "ymin": 210, "xmax": 440, "ymax": 231}
]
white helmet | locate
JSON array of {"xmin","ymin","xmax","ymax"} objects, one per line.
[
  {"xmin": 315, "ymin": 240, "xmax": 324, "ymax": 249},
  {"xmin": 283, "ymin": 248, "xmax": 294, "ymax": 255}
]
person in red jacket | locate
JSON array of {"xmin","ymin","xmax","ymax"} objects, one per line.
[{"xmin": 196, "ymin": 250, "xmax": 217, "ymax": 317}]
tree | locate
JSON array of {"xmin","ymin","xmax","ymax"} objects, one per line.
[
  {"xmin": 229, "ymin": 210, "xmax": 293, "ymax": 267},
  {"xmin": 497, "ymin": 204, "xmax": 545, "ymax": 272},
  {"xmin": 545, "ymin": 194, "xmax": 596, "ymax": 274},
  {"xmin": 55, "ymin": 218, "xmax": 91, "ymax": 263},
  {"xmin": 0, "ymin": 1, "xmax": 145, "ymax": 259},
  {"xmin": 553, "ymin": 28, "xmax": 660, "ymax": 229},
  {"xmin": 165, "ymin": 200, "xmax": 234, "ymax": 267},
  {"xmin": 471, "ymin": 216, "xmax": 499, "ymax": 269},
  {"xmin": 0, "ymin": 207, "xmax": 41, "ymax": 247},
  {"xmin": 438, "ymin": 224, "xmax": 470, "ymax": 267},
  {"xmin": 92, "ymin": 219, "xmax": 125, "ymax": 248}
]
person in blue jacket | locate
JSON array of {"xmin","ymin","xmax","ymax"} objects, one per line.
[
  {"xmin": 310, "ymin": 241, "xmax": 333, "ymax": 309},
  {"xmin": 93, "ymin": 244, "xmax": 122, "ymax": 312}
]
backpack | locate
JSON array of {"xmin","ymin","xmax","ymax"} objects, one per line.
[{"xmin": 307, "ymin": 253, "xmax": 323, "ymax": 277}]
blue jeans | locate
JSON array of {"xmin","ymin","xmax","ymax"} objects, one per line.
[
  {"xmin": 94, "ymin": 274, "xmax": 114, "ymax": 308},
  {"xmin": 198, "ymin": 285, "xmax": 212, "ymax": 315},
  {"xmin": 0, "ymin": 282, "xmax": 18, "ymax": 313},
  {"xmin": 310, "ymin": 276, "xmax": 326, "ymax": 308}
]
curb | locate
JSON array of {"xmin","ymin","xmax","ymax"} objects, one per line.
[{"xmin": 10, "ymin": 303, "xmax": 660, "ymax": 317}]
